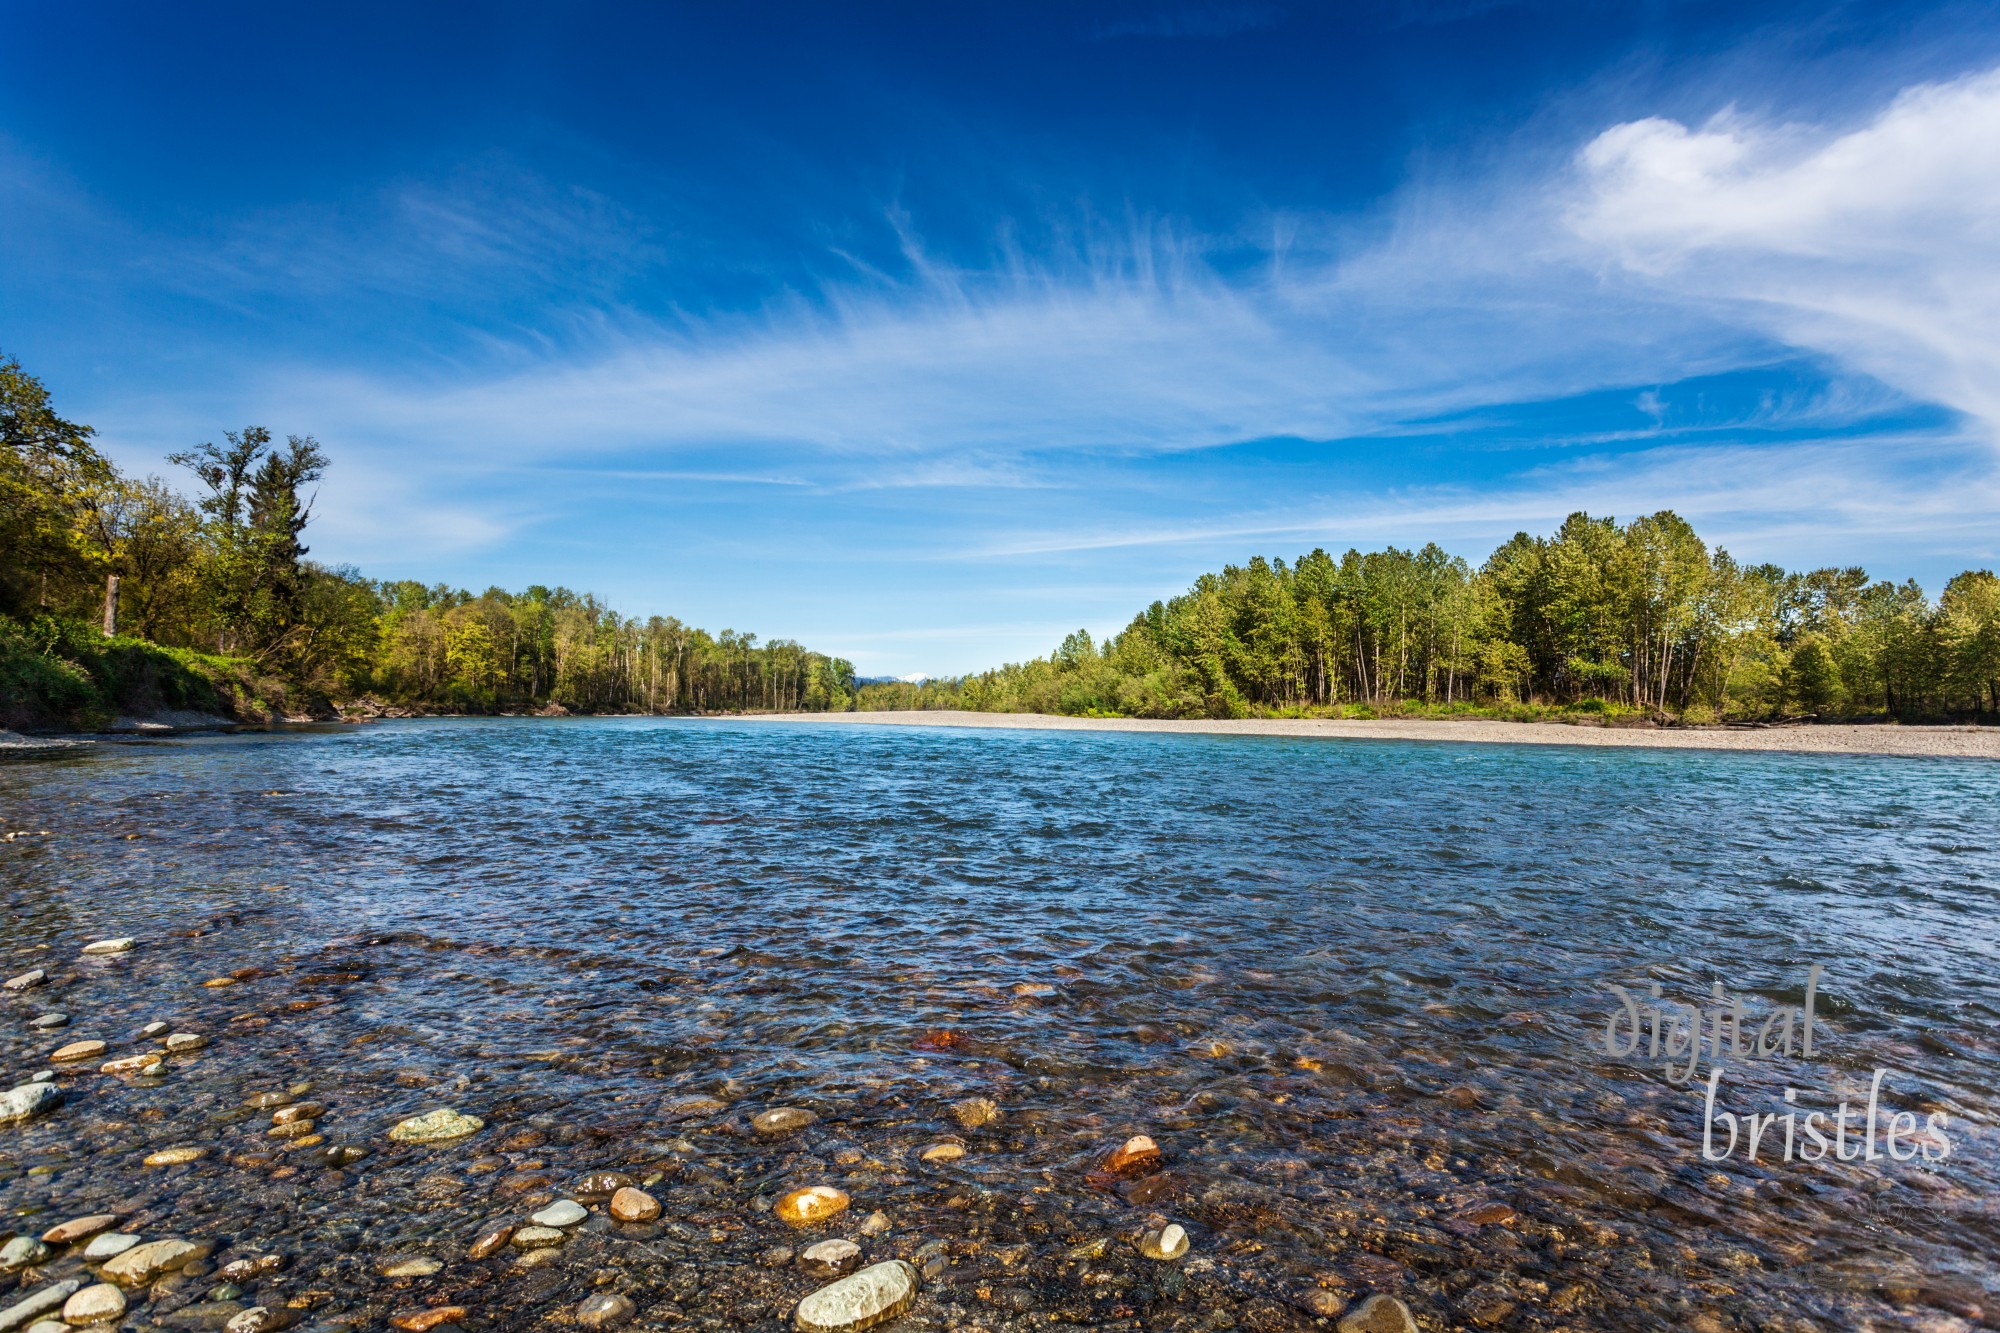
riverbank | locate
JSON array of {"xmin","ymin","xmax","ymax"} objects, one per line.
[
  {"xmin": 0, "ymin": 712, "xmax": 289, "ymax": 751},
  {"xmin": 0, "ymin": 620, "xmax": 299, "ymax": 735},
  {"xmin": 751, "ymin": 709, "xmax": 2000, "ymax": 759}
]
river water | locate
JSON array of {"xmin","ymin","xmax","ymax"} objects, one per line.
[{"xmin": 1, "ymin": 718, "xmax": 1994, "ymax": 1332}]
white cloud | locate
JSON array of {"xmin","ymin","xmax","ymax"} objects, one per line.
[
  {"xmin": 1571, "ymin": 65, "xmax": 2000, "ymax": 442},
  {"xmin": 24, "ymin": 57, "xmax": 2000, "ymax": 656}
]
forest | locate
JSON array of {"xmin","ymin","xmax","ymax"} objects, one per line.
[
  {"xmin": 5, "ymin": 351, "xmax": 1997, "ymax": 729},
  {"xmin": 0, "ymin": 355, "xmax": 857, "ymax": 728},
  {"xmin": 859, "ymin": 521, "xmax": 2000, "ymax": 722}
]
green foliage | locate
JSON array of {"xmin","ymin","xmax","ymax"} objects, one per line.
[
  {"xmin": 166, "ymin": 427, "xmax": 330, "ymax": 665},
  {"xmin": 0, "ymin": 615, "xmax": 287, "ymax": 732},
  {"xmin": 1941, "ymin": 570, "xmax": 2000, "ymax": 714},
  {"xmin": 1783, "ymin": 634, "xmax": 1841, "ymax": 714},
  {"xmin": 0, "ymin": 353, "xmax": 858, "ymax": 726},
  {"xmin": 0, "ymin": 620, "xmax": 101, "ymax": 728},
  {"xmin": 350, "ymin": 582, "xmax": 857, "ymax": 714},
  {"xmin": 0, "ymin": 353, "xmax": 114, "ymax": 620},
  {"xmin": 862, "ymin": 518, "xmax": 2000, "ymax": 725}
]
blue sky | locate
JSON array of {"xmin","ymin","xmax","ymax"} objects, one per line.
[{"xmin": 5, "ymin": 2, "xmax": 2000, "ymax": 674}]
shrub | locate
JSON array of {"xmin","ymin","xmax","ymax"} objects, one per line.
[{"xmin": 0, "ymin": 614, "xmax": 289, "ymax": 732}]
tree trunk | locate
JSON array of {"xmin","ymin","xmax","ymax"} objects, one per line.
[{"xmin": 103, "ymin": 574, "xmax": 120, "ymax": 637}]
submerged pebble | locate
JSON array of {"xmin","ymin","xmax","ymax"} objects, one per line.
[
  {"xmin": 40, "ymin": 1214, "xmax": 118, "ymax": 1245},
  {"xmin": 530, "ymin": 1199, "xmax": 588, "ymax": 1228},
  {"xmin": 144, "ymin": 1145, "xmax": 207, "ymax": 1166},
  {"xmin": 1337, "ymin": 1294, "xmax": 1419, "ymax": 1333},
  {"xmin": 312, "ymin": 1144, "xmax": 367, "ymax": 1168},
  {"xmin": 1138, "ymin": 1223, "xmax": 1189, "ymax": 1260},
  {"xmin": 58, "ymin": 1284, "xmax": 126, "ymax": 1327},
  {"xmin": 949, "ymin": 1097, "xmax": 1000, "ymax": 1130},
  {"xmin": 571, "ymin": 1170, "xmax": 633, "ymax": 1198},
  {"xmin": 0, "ymin": 1280, "xmax": 81, "ymax": 1331},
  {"xmin": 512, "ymin": 1226, "xmax": 566, "ymax": 1248},
  {"xmin": 1107, "ymin": 1133, "xmax": 1163, "ymax": 1175},
  {"xmin": 608, "ymin": 1186, "xmax": 660, "ymax": 1222},
  {"xmin": 793, "ymin": 1259, "xmax": 918, "ymax": 1333},
  {"xmin": 388, "ymin": 1108, "xmax": 484, "ymax": 1143},
  {"xmin": 100, "ymin": 1051, "xmax": 165, "ymax": 1075},
  {"xmin": 164, "ymin": 1306, "xmax": 245, "ymax": 1333},
  {"xmin": 574, "ymin": 1293, "xmax": 636, "ymax": 1330},
  {"xmin": 217, "ymin": 1255, "xmax": 284, "ymax": 1283},
  {"xmin": 800, "ymin": 1239, "xmax": 863, "ymax": 1278},
  {"xmin": 776, "ymin": 1186, "xmax": 851, "ymax": 1227},
  {"xmin": 101, "ymin": 1237, "xmax": 204, "ymax": 1286},
  {"xmin": 1305, "ymin": 1290, "xmax": 1349, "ymax": 1318},
  {"xmin": 0, "ymin": 1081, "xmax": 62, "ymax": 1123},
  {"xmin": 467, "ymin": 1225, "xmax": 514, "ymax": 1259},
  {"xmin": 81, "ymin": 1233, "xmax": 139, "ymax": 1261},
  {"xmin": 753, "ymin": 1107, "xmax": 816, "ymax": 1136},
  {"xmin": 378, "ymin": 1256, "xmax": 442, "ymax": 1278},
  {"xmin": 0, "ymin": 1236, "xmax": 51, "ymax": 1270}
]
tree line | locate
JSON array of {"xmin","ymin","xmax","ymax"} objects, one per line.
[
  {"xmin": 7, "ymin": 350, "xmax": 1997, "ymax": 727},
  {"xmin": 0, "ymin": 354, "xmax": 857, "ymax": 722},
  {"xmin": 860, "ymin": 513, "xmax": 2000, "ymax": 722}
]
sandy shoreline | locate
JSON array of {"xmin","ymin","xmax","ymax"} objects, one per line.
[{"xmin": 747, "ymin": 709, "xmax": 2000, "ymax": 759}]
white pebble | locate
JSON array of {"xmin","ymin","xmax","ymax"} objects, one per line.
[{"xmin": 531, "ymin": 1199, "xmax": 588, "ymax": 1228}]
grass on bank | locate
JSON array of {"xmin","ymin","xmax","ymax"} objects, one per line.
[{"xmin": 0, "ymin": 615, "xmax": 294, "ymax": 732}]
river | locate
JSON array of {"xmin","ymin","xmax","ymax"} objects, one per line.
[{"xmin": 2, "ymin": 718, "xmax": 1994, "ymax": 1331}]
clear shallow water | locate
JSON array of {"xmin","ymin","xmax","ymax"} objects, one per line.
[{"xmin": 1, "ymin": 717, "xmax": 1995, "ymax": 1332}]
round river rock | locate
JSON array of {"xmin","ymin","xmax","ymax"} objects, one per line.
[{"xmin": 775, "ymin": 1185, "xmax": 851, "ymax": 1227}]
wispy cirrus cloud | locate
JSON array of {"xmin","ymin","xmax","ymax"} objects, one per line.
[
  {"xmin": 230, "ymin": 201, "xmax": 1759, "ymax": 473},
  {"xmin": 14, "ymin": 55, "xmax": 2000, "ymax": 671},
  {"xmin": 81, "ymin": 56, "xmax": 1994, "ymax": 606},
  {"xmin": 158, "ymin": 157, "xmax": 671, "ymax": 312},
  {"xmin": 215, "ymin": 59, "xmax": 2000, "ymax": 501},
  {"xmin": 69, "ymin": 61, "xmax": 1995, "ymax": 487}
]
